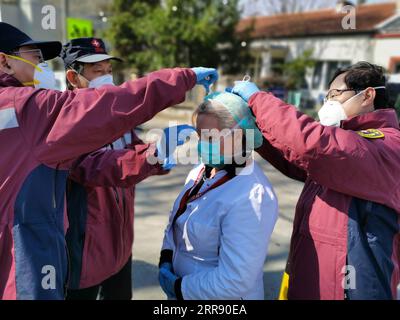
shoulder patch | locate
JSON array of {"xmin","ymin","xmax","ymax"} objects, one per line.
[{"xmin": 357, "ymin": 129, "xmax": 385, "ymax": 139}]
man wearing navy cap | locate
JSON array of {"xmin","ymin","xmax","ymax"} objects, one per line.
[
  {"xmin": 0, "ymin": 22, "xmax": 218, "ymax": 300},
  {"xmin": 61, "ymin": 37, "xmax": 123, "ymax": 90},
  {"xmin": 0, "ymin": 22, "xmax": 61, "ymax": 89},
  {"xmin": 61, "ymin": 38, "xmax": 168, "ymax": 300}
]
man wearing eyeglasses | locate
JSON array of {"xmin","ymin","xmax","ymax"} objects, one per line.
[
  {"xmin": 0, "ymin": 22, "xmax": 218, "ymax": 300},
  {"xmin": 230, "ymin": 61, "xmax": 400, "ymax": 300}
]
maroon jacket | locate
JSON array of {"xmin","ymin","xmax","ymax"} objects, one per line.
[
  {"xmin": 251, "ymin": 91, "xmax": 400, "ymax": 300},
  {"xmin": 0, "ymin": 68, "xmax": 196, "ymax": 299},
  {"xmin": 66, "ymin": 131, "xmax": 165, "ymax": 289}
]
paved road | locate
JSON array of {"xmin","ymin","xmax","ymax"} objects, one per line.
[{"xmin": 130, "ymin": 107, "xmax": 304, "ymax": 300}]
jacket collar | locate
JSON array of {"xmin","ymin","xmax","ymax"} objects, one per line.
[
  {"xmin": 0, "ymin": 72, "xmax": 24, "ymax": 88},
  {"xmin": 341, "ymin": 109, "xmax": 399, "ymax": 131}
]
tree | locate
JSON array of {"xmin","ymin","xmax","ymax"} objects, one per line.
[
  {"xmin": 105, "ymin": 0, "xmax": 251, "ymax": 76},
  {"xmin": 282, "ymin": 49, "xmax": 316, "ymax": 90},
  {"xmin": 240, "ymin": 0, "xmax": 336, "ymax": 17}
]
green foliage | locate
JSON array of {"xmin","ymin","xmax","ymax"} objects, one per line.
[
  {"xmin": 282, "ymin": 49, "xmax": 316, "ymax": 90},
  {"xmin": 105, "ymin": 0, "xmax": 251, "ymax": 76}
]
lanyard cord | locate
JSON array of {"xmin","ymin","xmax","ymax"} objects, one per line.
[{"xmin": 172, "ymin": 168, "xmax": 234, "ymax": 226}]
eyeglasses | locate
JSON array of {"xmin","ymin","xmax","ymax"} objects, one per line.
[
  {"xmin": 11, "ymin": 49, "xmax": 44, "ymax": 63},
  {"xmin": 324, "ymin": 88, "xmax": 359, "ymax": 103}
]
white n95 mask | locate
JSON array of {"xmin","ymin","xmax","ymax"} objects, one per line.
[
  {"xmin": 89, "ymin": 74, "xmax": 115, "ymax": 88},
  {"xmin": 318, "ymin": 100, "xmax": 348, "ymax": 127},
  {"xmin": 318, "ymin": 86, "xmax": 386, "ymax": 127},
  {"xmin": 6, "ymin": 54, "xmax": 57, "ymax": 90},
  {"xmin": 33, "ymin": 62, "xmax": 57, "ymax": 90}
]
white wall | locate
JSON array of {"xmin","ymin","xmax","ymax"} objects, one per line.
[
  {"xmin": 0, "ymin": 0, "xmax": 63, "ymax": 42},
  {"xmin": 252, "ymin": 35, "xmax": 373, "ymax": 66},
  {"xmin": 0, "ymin": 4, "xmax": 21, "ymax": 24},
  {"xmin": 374, "ymin": 37, "xmax": 400, "ymax": 70},
  {"xmin": 251, "ymin": 34, "xmax": 375, "ymax": 101}
]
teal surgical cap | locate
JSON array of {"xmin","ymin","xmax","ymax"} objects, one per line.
[{"xmin": 205, "ymin": 92, "xmax": 263, "ymax": 149}]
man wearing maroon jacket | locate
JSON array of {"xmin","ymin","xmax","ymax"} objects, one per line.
[
  {"xmin": 61, "ymin": 37, "xmax": 170, "ymax": 300},
  {"xmin": 231, "ymin": 61, "xmax": 400, "ymax": 300},
  {"xmin": 0, "ymin": 22, "xmax": 217, "ymax": 300}
]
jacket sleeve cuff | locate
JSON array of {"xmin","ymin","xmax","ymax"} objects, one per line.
[
  {"xmin": 186, "ymin": 68, "xmax": 197, "ymax": 89},
  {"xmin": 174, "ymin": 277, "xmax": 184, "ymax": 300},
  {"xmin": 158, "ymin": 249, "xmax": 173, "ymax": 267},
  {"xmin": 249, "ymin": 91, "xmax": 270, "ymax": 114}
]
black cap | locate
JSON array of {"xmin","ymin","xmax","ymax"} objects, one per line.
[
  {"xmin": 61, "ymin": 38, "xmax": 122, "ymax": 68},
  {"xmin": 0, "ymin": 22, "xmax": 61, "ymax": 61}
]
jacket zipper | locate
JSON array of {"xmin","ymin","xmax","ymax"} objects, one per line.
[
  {"xmin": 119, "ymin": 136, "xmax": 129, "ymax": 265},
  {"xmin": 53, "ymin": 164, "xmax": 59, "ymax": 210},
  {"xmin": 64, "ymin": 244, "xmax": 71, "ymax": 295},
  {"xmin": 53, "ymin": 164, "xmax": 71, "ymax": 296}
]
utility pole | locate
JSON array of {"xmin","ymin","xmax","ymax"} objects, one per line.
[{"xmin": 61, "ymin": 0, "xmax": 69, "ymax": 43}]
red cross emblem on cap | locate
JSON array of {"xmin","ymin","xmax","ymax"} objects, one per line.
[{"xmin": 91, "ymin": 39, "xmax": 101, "ymax": 48}]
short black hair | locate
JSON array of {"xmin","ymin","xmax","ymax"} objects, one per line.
[{"xmin": 329, "ymin": 61, "xmax": 389, "ymax": 110}]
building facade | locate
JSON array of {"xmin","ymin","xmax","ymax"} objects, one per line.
[{"xmin": 238, "ymin": 1, "xmax": 400, "ymax": 104}]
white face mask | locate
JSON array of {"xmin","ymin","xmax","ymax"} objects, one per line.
[
  {"xmin": 88, "ymin": 74, "xmax": 114, "ymax": 88},
  {"xmin": 318, "ymin": 100, "xmax": 348, "ymax": 127},
  {"xmin": 318, "ymin": 86, "xmax": 386, "ymax": 127},
  {"xmin": 6, "ymin": 54, "xmax": 57, "ymax": 90},
  {"xmin": 34, "ymin": 62, "xmax": 57, "ymax": 90}
]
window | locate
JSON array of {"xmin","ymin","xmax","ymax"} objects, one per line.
[
  {"xmin": 312, "ymin": 61, "xmax": 323, "ymax": 90},
  {"xmin": 389, "ymin": 57, "xmax": 400, "ymax": 73},
  {"xmin": 271, "ymin": 57, "xmax": 285, "ymax": 75}
]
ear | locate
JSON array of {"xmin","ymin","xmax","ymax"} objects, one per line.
[
  {"xmin": 66, "ymin": 69, "xmax": 80, "ymax": 88},
  {"xmin": 362, "ymin": 87, "xmax": 376, "ymax": 108},
  {"xmin": 0, "ymin": 53, "xmax": 14, "ymax": 75}
]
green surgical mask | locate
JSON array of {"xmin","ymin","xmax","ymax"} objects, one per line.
[{"xmin": 197, "ymin": 140, "xmax": 226, "ymax": 169}]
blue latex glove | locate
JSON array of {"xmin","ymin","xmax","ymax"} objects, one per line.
[
  {"xmin": 191, "ymin": 67, "xmax": 219, "ymax": 94},
  {"xmin": 157, "ymin": 125, "xmax": 196, "ymax": 170},
  {"xmin": 231, "ymin": 81, "xmax": 260, "ymax": 102},
  {"xmin": 158, "ymin": 263, "xmax": 178, "ymax": 299}
]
